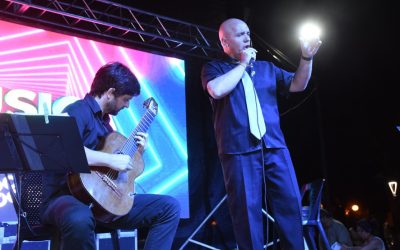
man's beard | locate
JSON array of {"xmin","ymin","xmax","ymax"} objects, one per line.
[
  {"xmin": 109, "ymin": 109, "xmax": 119, "ymax": 116},
  {"xmin": 106, "ymin": 100, "xmax": 121, "ymax": 115}
]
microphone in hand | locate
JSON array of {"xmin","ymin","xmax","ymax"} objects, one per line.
[
  {"xmin": 243, "ymin": 46, "xmax": 256, "ymax": 77},
  {"xmin": 249, "ymin": 58, "xmax": 255, "ymax": 67},
  {"xmin": 249, "ymin": 58, "xmax": 255, "ymax": 77}
]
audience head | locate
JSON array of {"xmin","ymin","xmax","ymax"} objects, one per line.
[
  {"xmin": 356, "ymin": 218, "xmax": 373, "ymax": 240},
  {"xmin": 320, "ymin": 208, "xmax": 333, "ymax": 227}
]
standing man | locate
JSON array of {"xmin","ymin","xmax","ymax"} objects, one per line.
[
  {"xmin": 40, "ymin": 62, "xmax": 180, "ymax": 250},
  {"xmin": 201, "ymin": 18, "xmax": 321, "ymax": 249}
]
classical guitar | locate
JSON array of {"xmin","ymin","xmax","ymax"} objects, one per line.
[{"xmin": 68, "ymin": 97, "xmax": 158, "ymax": 223}]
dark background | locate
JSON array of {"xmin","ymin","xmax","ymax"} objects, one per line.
[{"xmin": 118, "ymin": 0, "xmax": 399, "ymax": 247}]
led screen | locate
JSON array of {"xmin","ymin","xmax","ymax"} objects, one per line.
[{"xmin": 0, "ymin": 19, "xmax": 189, "ymax": 221}]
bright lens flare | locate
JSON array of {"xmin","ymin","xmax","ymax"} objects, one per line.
[
  {"xmin": 388, "ymin": 181, "xmax": 397, "ymax": 197},
  {"xmin": 299, "ymin": 23, "xmax": 321, "ymax": 41},
  {"xmin": 351, "ymin": 204, "xmax": 359, "ymax": 212}
]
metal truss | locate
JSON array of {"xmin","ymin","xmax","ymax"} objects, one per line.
[{"xmin": 0, "ymin": 0, "xmax": 222, "ymax": 59}]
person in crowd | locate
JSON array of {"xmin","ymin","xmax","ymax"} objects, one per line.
[
  {"xmin": 319, "ymin": 208, "xmax": 353, "ymax": 249},
  {"xmin": 342, "ymin": 218, "xmax": 386, "ymax": 250}
]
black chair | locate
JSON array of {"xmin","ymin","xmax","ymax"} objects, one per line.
[
  {"xmin": 301, "ymin": 178, "xmax": 331, "ymax": 250},
  {"xmin": 7, "ymin": 172, "xmax": 135, "ymax": 250}
]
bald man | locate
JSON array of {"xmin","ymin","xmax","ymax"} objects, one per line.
[{"xmin": 201, "ymin": 18, "xmax": 321, "ymax": 249}]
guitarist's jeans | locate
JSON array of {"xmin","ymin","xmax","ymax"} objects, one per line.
[{"xmin": 41, "ymin": 193, "xmax": 181, "ymax": 250}]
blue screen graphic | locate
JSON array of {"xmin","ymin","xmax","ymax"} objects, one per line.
[{"xmin": 0, "ymin": 19, "xmax": 189, "ymax": 221}]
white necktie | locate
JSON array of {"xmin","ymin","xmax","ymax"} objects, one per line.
[{"xmin": 242, "ymin": 71, "xmax": 266, "ymax": 140}]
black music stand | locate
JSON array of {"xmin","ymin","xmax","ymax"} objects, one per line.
[
  {"xmin": 0, "ymin": 113, "xmax": 90, "ymax": 249},
  {"xmin": 0, "ymin": 113, "xmax": 89, "ymax": 173}
]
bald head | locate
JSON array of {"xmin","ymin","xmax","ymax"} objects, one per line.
[
  {"xmin": 218, "ymin": 18, "xmax": 251, "ymax": 59},
  {"xmin": 218, "ymin": 18, "xmax": 247, "ymax": 41}
]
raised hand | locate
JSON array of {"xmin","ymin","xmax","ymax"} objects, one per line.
[{"xmin": 300, "ymin": 37, "xmax": 322, "ymax": 59}]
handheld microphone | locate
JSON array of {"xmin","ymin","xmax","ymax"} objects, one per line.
[
  {"xmin": 249, "ymin": 58, "xmax": 255, "ymax": 77},
  {"xmin": 249, "ymin": 58, "xmax": 255, "ymax": 66},
  {"xmin": 249, "ymin": 40, "xmax": 255, "ymax": 76},
  {"xmin": 246, "ymin": 41, "xmax": 256, "ymax": 77}
]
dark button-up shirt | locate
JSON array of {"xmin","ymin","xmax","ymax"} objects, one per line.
[
  {"xmin": 41, "ymin": 94, "xmax": 112, "ymax": 211},
  {"xmin": 67, "ymin": 94, "xmax": 113, "ymax": 150},
  {"xmin": 201, "ymin": 57, "xmax": 294, "ymax": 155}
]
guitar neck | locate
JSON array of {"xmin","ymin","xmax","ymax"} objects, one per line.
[{"xmin": 120, "ymin": 109, "xmax": 156, "ymax": 157}]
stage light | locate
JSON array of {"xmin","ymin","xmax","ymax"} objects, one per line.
[
  {"xmin": 351, "ymin": 204, "xmax": 359, "ymax": 212},
  {"xmin": 299, "ymin": 22, "xmax": 321, "ymax": 41},
  {"xmin": 388, "ymin": 181, "xmax": 397, "ymax": 197}
]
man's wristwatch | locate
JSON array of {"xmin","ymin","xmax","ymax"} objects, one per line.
[{"xmin": 301, "ymin": 55, "xmax": 313, "ymax": 61}]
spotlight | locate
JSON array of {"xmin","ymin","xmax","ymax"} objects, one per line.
[
  {"xmin": 299, "ymin": 22, "xmax": 321, "ymax": 41},
  {"xmin": 351, "ymin": 204, "xmax": 359, "ymax": 212}
]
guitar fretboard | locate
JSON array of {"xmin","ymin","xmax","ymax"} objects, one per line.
[{"xmin": 120, "ymin": 109, "xmax": 156, "ymax": 157}]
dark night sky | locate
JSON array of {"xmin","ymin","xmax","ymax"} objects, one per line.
[{"xmin": 119, "ymin": 0, "xmax": 399, "ymax": 221}]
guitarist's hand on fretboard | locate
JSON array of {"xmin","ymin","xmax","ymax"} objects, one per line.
[{"xmin": 135, "ymin": 132, "xmax": 148, "ymax": 154}]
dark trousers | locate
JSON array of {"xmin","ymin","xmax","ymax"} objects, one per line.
[
  {"xmin": 41, "ymin": 193, "xmax": 180, "ymax": 250},
  {"xmin": 220, "ymin": 148, "xmax": 304, "ymax": 250}
]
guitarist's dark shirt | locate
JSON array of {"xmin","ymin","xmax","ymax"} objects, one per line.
[{"xmin": 40, "ymin": 94, "xmax": 112, "ymax": 216}]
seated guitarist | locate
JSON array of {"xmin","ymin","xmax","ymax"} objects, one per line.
[{"xmin": 39, "ymin": 62, "xmax": 180, "ymax": 250}]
